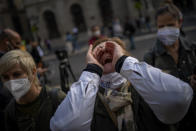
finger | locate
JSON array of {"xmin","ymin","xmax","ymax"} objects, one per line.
[
  {"xmin": 93, "ymin": 49, "xmax": 99, "ymax": 60},
  {"xmin": 88, "ymin": 44, "xmax": 93, "ymax": 54},
  {"xmin": 95, "ymin": 47, "xmax": 100, "ymax": 57},
  {"xmin": 95, "ymin": 47, "xmax": 103, "ymax": 60},
  {"xmin": 106, "ymin": 42, "xmax": 114, "ymax": 55},
  {"xmin": 97, "ymin": 49, "xmax": 104, "ymax": 62},
  {"xmin": 92, "ymin": 46, "xmax": 98, "ymax": 54},
  {"xmin": 92, "ymin": 47, "xmax": 98, "ymax": 60},
  {"xmin": 114, "ymin": 43, "xmax": 121, "ymax": 50}
]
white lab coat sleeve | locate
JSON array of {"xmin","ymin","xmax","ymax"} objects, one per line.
[
  {"xmin": 50, "ymin": 71, "xmax": 100, "ymax": 131},
  {"xmin": 120, "ymin": 56, "xmax": 193, "ymax": 124}
]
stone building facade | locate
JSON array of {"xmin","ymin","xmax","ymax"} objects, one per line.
[
  {"xmin": 23, "ymin": 0, "xmax": 155, "ymax": 40},
  {"xmin": 0, "ymin": 0, "xmax": 195, "ymax": 41},
  {"xmin": 0, "ymin": 0, "xmax": 31, "ymax": 39}
]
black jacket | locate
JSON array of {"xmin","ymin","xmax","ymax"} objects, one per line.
[
  {"xmin": 144, "ymin": 36, "xmax": 196, "ymax": 131},
  {"xmin": 4, "ymin": 87, "xmax": 65, "ymax": 131}
]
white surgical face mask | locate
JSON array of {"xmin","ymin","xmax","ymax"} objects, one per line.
[
  {"xmin": 4, "ymin": 78, "xmax": 31, "ymax": 101},
  {"xmin": 100, "ymin": 72, "xmax": 127, "ymax": 89},
  {"xmin": 157, "ymin": 27, "xmax": 180, "ymax": 46}
]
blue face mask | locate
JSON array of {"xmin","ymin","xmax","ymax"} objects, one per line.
[{"xmin": 157, "ymin": 27, "xmax": 180, "ymax": 46}]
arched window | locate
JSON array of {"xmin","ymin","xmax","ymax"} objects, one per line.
[
  {"xmin": 11, "ymin": 15, "xmax": 23, "ymax": 35},
  {"xmin": 43, "ymin": 10, "xmax": 60, "ymax": 39},
  {"xmin": 7, "ymin": 0, "xmax": 23, "ymax": 35},
  {"xmin": 98, "ymin": 0, "xmax": 113, "ymax": 26},
  {"xmin": 70, "ymin": 4, "xmax": 87, "ymax": 32}
]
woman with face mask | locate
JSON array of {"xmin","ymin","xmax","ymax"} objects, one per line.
[
  {"xmin": 143, "ymin": 1, "xmax": 196, "ymax": 130},
  {"xmin": 0, "ymin": 50, "xmax": 65, "ymax": 131},
  {"xmin": 88, "ymin": 25, "xmax": 104, "ymax": 45},
  {"xmin": 51, "ymin": 37, "xmax": 193, "ymax": 131}
]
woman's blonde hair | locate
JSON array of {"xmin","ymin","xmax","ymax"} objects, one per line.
[{"xmin": 0, "ymin": 50, "xmax": 40, "ymax": 86}]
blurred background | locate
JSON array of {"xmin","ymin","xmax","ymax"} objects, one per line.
[{"xmin": 0, "ymin": 0, "xmax": 196, "ymax": 88}]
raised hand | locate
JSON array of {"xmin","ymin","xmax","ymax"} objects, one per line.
[
  {"xmin": 86, "ymin": 44, "xmax": 103, "ymax": 69},
  {"xmin": 110, "ymin": 42, "xmax": 126, "ymax": 68}
]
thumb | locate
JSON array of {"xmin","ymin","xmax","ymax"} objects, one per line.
[{"xmin": 88, "ymin": 44, "xmax": 93, "ymax": 54}]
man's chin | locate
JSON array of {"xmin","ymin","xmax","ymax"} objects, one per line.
[{"xmin": 103, "ymin": 63, "xmax": 115, "ymax": 74}]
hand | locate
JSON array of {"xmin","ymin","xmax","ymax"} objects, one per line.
[
  {"xmin": 86, "ymin": 44, "xmax": 103, "ymax": 69},
  {"xmin": 93, "ymin": 44, "xmax": 105, "ymax": 64},
  {"xmin": 190, "ymin": 74, "xmax": 196, "ymax": 90},
  {"xmin": 111, "ymin": 42, "xmax": 126, "ymax": 68}
]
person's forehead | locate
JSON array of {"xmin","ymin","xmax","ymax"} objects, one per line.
[
  {"xmin": 95, "ymin": 41, "xmax": 116, "ymax": 48},
  {"xmin": 157, "ymin": 13, "xmax": 177, "ymax": 25},
  {"xmin": 2, "ymin": 63, "xmax": 25, "ymax": 75}
]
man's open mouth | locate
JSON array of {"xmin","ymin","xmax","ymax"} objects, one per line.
[
  {"xmin": 100, "ymin": 55, "xmax": 113, "ymax": 65},
  {"xmin": 103, "ymin": 58, "xmax": 112, "ymax": 65},
  {"xmin": 97, "ymin": 42, "xmax": 114, "ymax": 66}
]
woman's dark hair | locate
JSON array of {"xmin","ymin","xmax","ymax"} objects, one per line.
[
  {"xmin": 155, "ymin": 0, "xmax": 185, "ymax": 36},
  {"xmin": 155, "ymin": 0, "xmax": 182, "ymax": 21}
]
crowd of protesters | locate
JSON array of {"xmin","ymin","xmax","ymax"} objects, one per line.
[{"xmin": 0, "ymin": 0, "xmax": 196, "ymax": 131}]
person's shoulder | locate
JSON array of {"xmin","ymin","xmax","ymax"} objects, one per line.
[
  {"xmin": 4, "ymin": 98, "xmax": 15, "ymax": 117},
  {"xmin": 188, "ymin": 39, "xmax": 196, "ymax": 48},
  {"xmin": 143, "ymin": 47, "xmax": 156, "ymax": 65},
  {"xmin": 5, "ymin": 98, "xmax": 15, "ymax": 109},
  {"xmin": 143, "ymin": 40, "xmax": 162, "ymax": 64},
  {"xmin": 57, "ymin": 89, "xmax": 66, "ymax": 101},
  {"xmin": 181, "ymin": 37, "xmax": 196, "ymax": 48},
  {"xmin": 46, "ymin": 87, "xmax": 66, "ymax": 102}
]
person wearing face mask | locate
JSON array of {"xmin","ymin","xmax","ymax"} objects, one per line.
[
  {"xmin": 50, "ymin": 37, "xmax": 193, "ymax": 131},
  {"xmin": 0, "ymin": 50, "xmax": 65, "ymax": 131},
  {"xmin": 112, "ymin": 18, "xmax": 123, "ymax": 38},
  {"xmin": 0, "ymin": 28, "xmax": 22, "ymax": 131},
  {"xmin": 88, "ymin": 25, "xmax": 104, "ymax": 45},
  {"xmin": 143, "ymin": 1, "xmax": 196, "ymax": 131}
]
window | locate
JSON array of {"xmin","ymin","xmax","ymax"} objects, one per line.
[
  {"xmin": 43, "ymin": 10, "xmax": 60, "ymax": 39},
  {"xmin": 98, "ymin": 0, "xmax": 113, "ymax": 26},
  {"xmin": 70, "ymin": 4, "xmax": 87, "ymax": 32}
]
